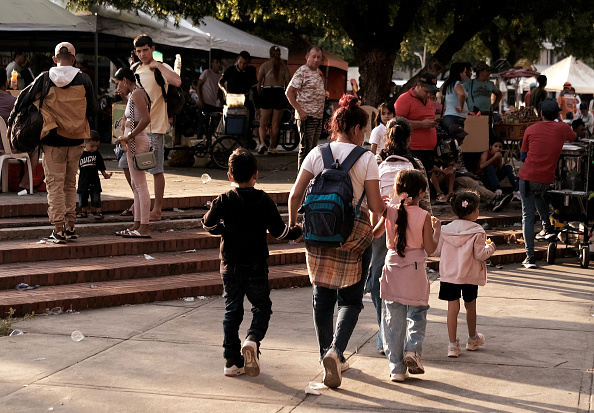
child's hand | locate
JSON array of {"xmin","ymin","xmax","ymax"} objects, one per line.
[
  {"xmin": 485, "ymin": 238, "xmax": 492, "ymax": 245},
  {"xmin": 104, "ymin": 172, "xmax": 113, "ymax": 179},
  {"xmin": 431, "ymin": 216, "xmax": 441, "ymax": 230}
]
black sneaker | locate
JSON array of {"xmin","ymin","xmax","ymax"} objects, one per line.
[
  {"xmin": 492, "ymin": 193, "xmax": 513, "ymax": 212},
  {"xmin": 224, "ymin": 356, "xmax": 245, "ymax": 377},
  {"xmin": 64, "ymin": 226, "xmax": 78, "ymax": 240},
  {"xmin": 522, "ymin": 256, "xmax": 536, "ymax": 268},
  {"xmin": 49, "ymin": 230, "xmax": 66, "ymax": 242},
  {"xmin": 257, "ymin": 145, "xmax": 268, "ymax": 155},
  {"xmin": 535, "ymin": 229, "xmax": 556, "ymax": 241}
]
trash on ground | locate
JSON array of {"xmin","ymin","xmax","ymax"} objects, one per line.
[
  {"xmin": 89, "ymin": 284, "xmax": 99, "ymax": 289},
  {"xmin": 173, "ymin": 208, "xmax": 183, "ymax": 212},
  {"xmin": 9, "ymin": 329, "xmax": 24, "ymax": 336},
  {"xmin": 205, "ymin": 201, "xmax": 212, "ymax": 208},
  {"xmin": 305, "ymin": 381, "xmax": 326, "ymax": 395},
  {"xmin": 167, "ymin": 229, "xmax": 175, "ymax": 232},
  {"xmin": 15, "ymin": 283, "xmax": 39, "ymax": 291},
  {"xmin": 184, "ymin": 249, "xmax": 196, "ymax": 253},
  {"xmin": 144, "ymin": 254, "xmax": 155, "ymax": 260},
  {"xmin": 45, "ymin": 307, "xmax": 63, "ymax": 315},
  {"xmin": 201, "ymin": 173, "xmax": 211, "ymax": 184},
  {"xmin": 34, "ymin": 358, "xmax": 46, "ymax": 361},
  {"xmin": 198, "ymin": 296, "xmax": 206, "ymax": 300},
  {"xmin": 183, "ymin": 297, "xmax": 195, "ymax": 302},
  {"xmin": 71, "ymin": 331, "xmax": 85, "ymax": 342},
  {"xmin": 362, "ymin": 297, "xmax": 372, "ymax": 302}
]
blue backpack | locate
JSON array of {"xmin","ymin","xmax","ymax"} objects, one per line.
[{"xmin": 300, "ymin": 143, "xmax": 368, "ymax": 248}]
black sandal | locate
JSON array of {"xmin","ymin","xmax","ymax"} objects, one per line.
[
  {"xmin": 94, "ymin": 212, "xmax": 104, "ymax": 220},
  {"xmin": 76, "ymin": 211, "xmax": 88, "ymax": 218}
]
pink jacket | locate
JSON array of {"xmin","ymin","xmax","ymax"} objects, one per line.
[{"xmin": 436, "ymin": 220, "xmax": 495, "ymax": 286}]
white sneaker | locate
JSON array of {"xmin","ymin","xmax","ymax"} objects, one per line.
[
  {"xmin": 390, "ymin": 372, "xmax": 409, "ymax": 382},
  {"xmin": 322, "ymin": 348, "xmax": 342, "ymax": 388},
  {"xmin": 495, "ymin": 189, "xmax": 503, "ymax": 198},
  {"xmin": 513, "ymin": 190, "xmax": 521, "ymax": 201},
  {"xmin": 241, "ymin": 340, "xmax": 260, "ymax": 377}
]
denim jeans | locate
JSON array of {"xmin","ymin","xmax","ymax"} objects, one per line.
[
  {"xmin": 519, "ymin": 179, "xmax": 551, "ymax": 257},
  {"xmin": 297, "ymin": 118, "xmax": 323, "ymax": 170},
  {"xmin": 312, "ymin": 245, "xmax": 372, "ymax": 361},
  {"xmin": 441, "ymin": 115, "xmax": 465, "ymax": 131},
  {"xmin": 78, "ymin": 190, "xmax": 101, "ymax": 209},
  {"xmin": 381, "ymin": 301, "xmax": 429, "ymax": 375},
  {"xmin": 366, "ymin": 233, "xmax": 387, "ymax": 350},
  {"xmin": 481, "ymin": 164, "xmax": 517, "ymax": 191},
  {"xmin": 221, "ymin": 261, "xmax": 272, "ymax": 359}
]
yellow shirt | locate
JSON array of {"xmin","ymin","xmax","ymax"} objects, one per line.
[{"xmin": 134, "ymin": 62, "xmax": 172, "ymax": 134}]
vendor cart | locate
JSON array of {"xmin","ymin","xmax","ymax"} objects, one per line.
[{"xmin": 545, "ymin": 139, "xmax": 594, "ymax": 268}]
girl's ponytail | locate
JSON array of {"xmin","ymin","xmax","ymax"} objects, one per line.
[{"xmin": 395, "ymin": 197, "xmax": 408, "ymax": 257}]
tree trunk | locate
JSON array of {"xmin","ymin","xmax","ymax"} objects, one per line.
[{"xmin": 355, "ymin": 46, "xmax": 398, "ymax": 108}]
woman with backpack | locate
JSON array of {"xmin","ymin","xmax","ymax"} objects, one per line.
[
  {"xmin": 366, "ymin": 117, "xmax": 432, "ymax": 355},
  {"xmin": 288, "ymin": 95, "xmax": 385, "ymax": 389}
]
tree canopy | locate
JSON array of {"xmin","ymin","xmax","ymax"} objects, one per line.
[{"xmin": 69, "ymin": 0, "xmax": 594, "ymax": 106}]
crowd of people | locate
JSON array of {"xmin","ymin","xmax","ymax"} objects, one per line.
[{"xmin": 0, "ymin": 40, "xmax": 585, "ymax": 389}]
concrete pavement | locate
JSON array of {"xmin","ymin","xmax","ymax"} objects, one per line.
[{"xmin": 1, "ymin": 259, "xmax": 592, "ymax": 412}]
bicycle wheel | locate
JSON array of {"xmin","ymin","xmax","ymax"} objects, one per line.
[
  {"xmin": 211, "ymin": 136, "xmax": 242, "ymax": 169},
  {"xmin": 280, "ymin": 125, "xmax": 299, "ymax": 151}
]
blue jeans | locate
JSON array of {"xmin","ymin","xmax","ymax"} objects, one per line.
[
  {"xmin": 221, "ymin": 261, "xmax": 272, "ymax": 359},
  {"xmin": 366, "ymin": 233, "xmax": 387, "ymax": 350},
  {"xmin": 312, "ymin": 245, "xmax": 372, "ymax": 361},
  {"xmin": 481, "ymin": 164, "xmax": 517, "ymax": 191},
  {"xmin": 381, "ymin": 301, "xmax": 429, "ymax": 375},
  {"xmin": 441, "ymin": 115, "xmax": 465, "ymax": 131},
  {"xmin": 78, "ymin": 190, "xmax": 101, "ymax": 209},
  {"xmin": 519, "ymin": 179, "xmax": 551, "ymax": 258}
]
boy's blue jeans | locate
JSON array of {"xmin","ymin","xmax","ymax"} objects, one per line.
[
  {"xmin": 221, "ymin": 261, "xmax": 272, "ymax": 360},
  {"xmin": 381, "ymin": 301, "xmax": 429, "ymax": 375},
  {"xmin": 481, "ymin": 164, "xmax": 517, "ymax": 191},
  {"xmin": 312, "ymin": 245, "xmax": 372, "ymax": 362},
  {"xmin": 366, "ymin": 233, "xmax": 387, "ymax": 350}
]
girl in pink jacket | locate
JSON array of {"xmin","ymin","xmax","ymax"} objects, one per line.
[
  {"xmin": 373, "ymin": 169, "xmax": 441, "ymax": 382},
  {"xmin": 436, "ymin": 190, "xmax": 496, "ymax": 357}
]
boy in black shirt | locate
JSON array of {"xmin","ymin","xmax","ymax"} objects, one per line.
[
  {"xmin": 77, "ymin": 132, "xmax": 112, "ymax": 219},
  {"xmin": 202, "ymin": 148, "xmax": 301, "ymax": 377}
]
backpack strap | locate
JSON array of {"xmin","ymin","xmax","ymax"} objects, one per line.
[
  {"xmin": 38, "ymin": 72, "xmax": 51, "ymax": 110},
  {"xmin": 320, "ymin": 143, "xmax": 335, "ymax": 169},
  {"xmin": 340, "ymin": 145, "xmax": 368, "ymax": 172}
]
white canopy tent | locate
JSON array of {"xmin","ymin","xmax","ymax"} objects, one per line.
[
  {"xmin": 0, "ymin": 0, "xmax": 94, "ymax": 32},
  {"xmin": 541, "ymin": 56, "xmax": 594, "ymax": 94}
]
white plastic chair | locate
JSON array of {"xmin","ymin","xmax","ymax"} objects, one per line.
[
  {"xmin": 0, "ymin": 117, "xmax": 33, "ymax": 194},
  {"xmin": 360, "ymin": 105, "xmax": 378, "ymax": 143}
]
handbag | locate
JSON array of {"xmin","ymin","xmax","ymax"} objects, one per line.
[{"xmin": 128, "ymin": 90, "xmax": 156, "ymax": 171}]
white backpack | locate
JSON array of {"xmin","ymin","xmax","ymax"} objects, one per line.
[{"xmin": 378, "ymin": 155, "xmax": 415, "ymax": 198}]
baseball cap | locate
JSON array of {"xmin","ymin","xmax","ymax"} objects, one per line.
[
  {"xmin": 540, "ymin": 99, "xmax": 562, "ymax": 116},
  {"xmin": 418, "ymin": 73, "xmax": 438, "ymax": 91},
  {"xmin": 529, "ymin": 82, "xmax": 537, "ymax": 88},
  {"xmin": 449, "ymin": 124, "xmax": 468, "ymax": 139},
  {"xmin": 55, "ymin": 42, "xmax": 75, "ymax": 57},
  {"xmin": 563, "ymin": 81, "xmax": 572, "ymax": 90}
]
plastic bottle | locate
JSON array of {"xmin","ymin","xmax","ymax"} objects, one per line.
[
  {"xmin": 174, "ymin": 54, "xmax": 182, "ymax": 76},
  {"xmin": 10, "ymin": 70, "xmax": 18, "ymax": 90},
  {"xmin": 201, "ymin": 173, "xmax": 211, "ymax": 184},
  {"xmin": 71, "ymin": 331, "xmax": 85, "ymax": 342}
]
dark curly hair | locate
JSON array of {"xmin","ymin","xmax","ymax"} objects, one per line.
[
  {"xmin": 450, "ymin": 190, "xmax": 480, "ymax": 219},
  {"xmin": 329, "ymin": 94, "xmax": 368, "ymax": 140},
  {"xmin": 379, "ymin": 117, "xmax": 421, "ymax": 169}
]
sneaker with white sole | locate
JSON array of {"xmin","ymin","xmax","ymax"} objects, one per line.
[
  {"xmin": 49, "ymin": 229, "xmax": 66, "ymax": 242},
  {"xmin": 64, "ymin": 226, "xmax": 78, "ymax": 240},
  {"xmin": 390, "ymin": 372, "xmax": 409, "ymax": 382},
  {"xmin": 322, "ymin": 348, "xmax": 342, "ymax": 388},
  {"xmin": 224, "ymin": 357, "xmax": 245, "ymax": 377},
  {"xmin": 492, "ymin": 193, "xmax": 513, "ymax": 212},
  {"xmin": 241, "ymin": 340, "xmax": 260, "ymax": 377},
  {"xmin": 522, "ymin": 256, "xmax": 537, "ymax": 268},
  {"xmin": 403, "ymin": 351, "xmax": 425, "ymax": 374},
  {"xmin": 447, "ymin": 339, "xmax": 462, "ymax": 357},
  {"xmin": 535, "ymin": 229, "xmax": 557, "ymax": 241},
  {"xmin": 512, "ymin": 191, "xmax": 521, "ymax": 201},
  {"xmin": 466, "ymin": 332, "xmax": 486, "ymax": 351}
]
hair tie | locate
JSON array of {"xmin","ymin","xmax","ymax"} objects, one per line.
[
  {"xmin": 398, "ymin": 192, "xmax": 413, "ymax": 205},
  {"xmin": 461, "ymin": 200, "xmax": 469, "ymax": 208}
]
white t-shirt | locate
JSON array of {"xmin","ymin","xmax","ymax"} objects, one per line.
[
  {"xmin": 369, "ymin": 123, "xmax": 386, "ymax": 151},
  {"xmin": 301, "ymin": 142, "xmax": 380, "ymax": 208}
]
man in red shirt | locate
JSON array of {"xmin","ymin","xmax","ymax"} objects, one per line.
[
  {"xmin": 518, "ymin": 99, "xmax": 577, "ymax": 268},
  {"xmin": 394, "ymin": 73, "xmax": 438, "ymax": 172}
]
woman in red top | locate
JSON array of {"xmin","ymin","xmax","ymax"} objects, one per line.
[{"xmin": 477, "ymin": 137, "xmax": 517, "ymax": 194}]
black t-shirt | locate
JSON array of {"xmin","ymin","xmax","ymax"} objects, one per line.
[
  {"xmin": 202, "ymin": 187, "xmax": 301, "ymax": 264},
  {"xmin": 220, "ymin": 65, "xmax": 258, "ymax": 95},
  {"xmin": 77, "ymin": 150, "xmax": 105, "ymax": 193}
]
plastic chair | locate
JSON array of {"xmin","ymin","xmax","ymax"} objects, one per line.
[
  {"xmin": 360, "ymin": 105, "xmax": 378, "ymax": 143},
  {"xmin": 0, "ymin": 117, "xmax": 33, "ymax": 194}
]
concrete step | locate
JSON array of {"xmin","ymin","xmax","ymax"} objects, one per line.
[
  {"xmin": 0, "ymin": 264, "xmax": 311, "ymax": 318},
  {"xmin": 0, "ymin": 192, "xmax": 291, "ymax": 218},
  {"xmin": 0, "ymin": 242, "xmax": 305, "ymax": 291}
]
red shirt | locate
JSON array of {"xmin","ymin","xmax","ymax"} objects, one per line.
[
  {"xmin": 477, "ymin": 149, "xmax": 502, "ymax": 174},
  {"xmin": 518, "ymin": 120, "xmax": 577, "ymax": 184},
  {"xmin": 394, "ymin": 88, "xmax": 437, "ymax": 151}
]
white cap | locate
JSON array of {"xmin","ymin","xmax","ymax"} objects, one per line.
[{"xmin": 55, "ymin": 42, "xmax": 75, "ymax": 57}]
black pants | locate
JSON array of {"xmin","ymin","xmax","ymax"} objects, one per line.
[{"xmin": 221, "ymin": 261, "xmax": 272, "ymax": 359}]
